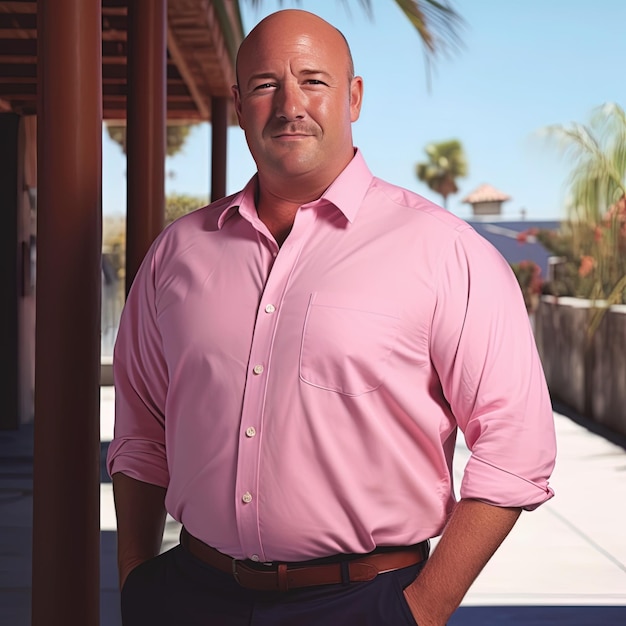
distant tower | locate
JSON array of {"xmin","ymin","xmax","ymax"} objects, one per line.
[{"xmin": 462, "ymin": 184, "xmax": 511, "ymax": 217}]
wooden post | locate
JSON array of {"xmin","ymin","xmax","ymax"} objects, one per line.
[
  {"xmin": 126, "ymin": 0, "xmax": 167, "ymax": 293},
  {"xmin": 210, "ymin": 96, "xmax": 228, "ymax": 202},
  {"xmin": 32, "ymin": 0, "xmax": 102, "ymax": 624}
]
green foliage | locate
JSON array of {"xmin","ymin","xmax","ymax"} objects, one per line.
[
  {"xmin": 544, "ymin": 103, "xmax": 626, "ymax": 224},
  {"xmin": 102, "ymin": 194, "xmax": 208, "ymax": 278},
  {"xmin": 535, "ymin": 222, "xmax": 626, "ymax": 305},
  {"xmin": 415, "ymin": 139, "xmax": 467, "ymax": 208},
  {"xmin": 105, "ymin": 124, "xmax": 199, "ymax": 157},
  {"xmin": 165, "ymin": 193, "xmax": 208, "ymax": 226},
  {"xmin": 510, "ymin": 260, "xmax": 542, "ymax": 312},
  {"xmin": 243, "ymin": 0, "xmax": 465, "ymax": 82},
  {"xmin": 539, "ymin": 103, "xmax": 626, "ymax": 307}
]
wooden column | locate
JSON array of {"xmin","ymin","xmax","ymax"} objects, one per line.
[
  {"xmin": 0, "ymin": 113, "xmax": 20, "ymax": 430},
  {"xmin": 126, "ymin": 0, "xmax": 167, "ymax": 293},
  {"xmin": 210, "ymin": 96, "xmax": 228, "ymax": 202},
  {"xmin": 33, "ymin": 1, "xmax": 102, "ymax": 624}
]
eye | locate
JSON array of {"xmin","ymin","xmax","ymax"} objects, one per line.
[
  {"xmin": 253, "ymin": 82, "xmax": 276, "ymax": 91},
  {"xmin": 305, "ymin": 79, "xmax": 327, "ymax": 86}
]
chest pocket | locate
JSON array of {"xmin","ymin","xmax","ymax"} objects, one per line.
[{"xmin": 299, "ymin": 292, "xmax": 401, "ymax": 396}]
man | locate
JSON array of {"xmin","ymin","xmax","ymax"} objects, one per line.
[{"xmin": 107, "ymin": 9, "xmax": 556, "ymax": 626}]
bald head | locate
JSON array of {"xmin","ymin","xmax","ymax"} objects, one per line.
[
  {"xmin": 231, "ymin": 8, "xmax": 363, "ymax": 201},
  {"xmin": 236, "ymin": 10, "xmax": 355, "ymax": 87}
]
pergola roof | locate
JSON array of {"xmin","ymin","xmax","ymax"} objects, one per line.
[{"xmin": 0, "ymin": 0, "xmax": 244, "ymax": 121}]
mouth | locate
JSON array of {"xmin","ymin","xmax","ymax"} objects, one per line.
[{"xmin": 273, "ymin": 133, "xmax": 312, "ymax": 140}]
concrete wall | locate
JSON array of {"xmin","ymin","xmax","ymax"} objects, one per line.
[{"xmin": 535, "ymin": 296, "xmax": 626, "ymax": 437}]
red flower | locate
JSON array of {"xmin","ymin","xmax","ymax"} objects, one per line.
[
  {"xmin": 594, "ymin": 226, "xmax": 603, "ymax": 242},
  {"xmin": 578, "ymin": 256, "xmax": 595, "ymax": 277}
]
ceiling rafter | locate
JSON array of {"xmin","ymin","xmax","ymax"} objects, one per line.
[{"xmin": 0, "ymin": 0, "xmax": 243, "ymax": 120}]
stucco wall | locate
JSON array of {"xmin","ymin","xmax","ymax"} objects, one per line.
[{"xmin": 535, "ymin": 296, "xmax": 626, "ymax": 437}]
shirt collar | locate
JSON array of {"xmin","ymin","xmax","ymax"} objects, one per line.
[
  {"xmin": 216, "ymin": 148, "xmax": 373, "ymax": 228},
  {"xmin": 216, "ymin": 177, "xmax": 259, "ymax": 229},
  {"xmin": 315, "ymin": 148, "xmax": 373, "ymax": 223}
]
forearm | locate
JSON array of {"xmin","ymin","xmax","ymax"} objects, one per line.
[
  {"xmin": 112, "ymin": 472, "xmax": 168, "ymax": 588},
  {"xmin": 404, "ymin": 498, "xmax": 522, "ymax": 626}
]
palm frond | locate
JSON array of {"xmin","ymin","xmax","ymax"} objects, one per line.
[
  {"xmin": 540, "ymin": 102, "xmax": 626, "ymax": 309},
  {"xmin": 542, "ymin": 105, "xmax": 626, "ymax": 223},
  {"xmin": 241, "ymin": 0, "xmax": 465, "ymax": 84}
]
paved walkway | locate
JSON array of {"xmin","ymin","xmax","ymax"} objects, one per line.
[{"xmin": 1, "ymin": 386, "xmax": 626, "ymax": 625}]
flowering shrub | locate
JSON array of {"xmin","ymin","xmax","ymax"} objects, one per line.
[
  {"xmin": 532, "ymin": 208, "xmax": 626, "ymax": 305},
  {"xmin": 537, "ymin": 103, "xmax": 626, "ymax": 307},
  {"xmin": 510, "ymin": 260, "xmax": 543, "ymax": 312}
]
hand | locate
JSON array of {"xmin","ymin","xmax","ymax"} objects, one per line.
[
  {"xmin": 403, "ymin": 583, "xmax": 447, "ymax": 626},
  {"xmin": 119, "ymin": 556, "xmax": 148, "ymax": 590}
]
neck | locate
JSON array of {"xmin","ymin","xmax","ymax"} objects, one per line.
[
  {"xmin": 255, "ymin": 177, "xmax": 328, "ymax": 246},
  {"xmin": 256, "ymin": 193, "xmax": 301, "ymax": 247}
]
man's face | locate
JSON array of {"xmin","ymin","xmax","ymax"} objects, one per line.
[{"xmin": 233, "ymin": 13, "xmax": 362, "ymax": 185}]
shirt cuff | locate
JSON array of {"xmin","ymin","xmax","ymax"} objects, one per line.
[
  {"xmin": 106, "ymin": 439, "xmax": 169, "ymax": 488},
  {"xmin": 460, "ymin": 454, "xmax": 554, "ymax": 511}
]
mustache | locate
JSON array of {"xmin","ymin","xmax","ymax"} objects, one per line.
[{"xmin": 267, "ymin": 122, "xmax": 319, "ymax": 136}]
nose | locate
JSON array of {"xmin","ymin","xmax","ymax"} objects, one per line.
[{"xmin": 275, "ymin": 81, "xmax": 305, "ymax": 121}]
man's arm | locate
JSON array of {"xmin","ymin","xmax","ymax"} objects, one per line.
[
  {"xmin": 404, "ymin": 498, "xmax": 522, "ymax": 626},
  {"xmin": 112, "ymin": 472, "xmax": 168, "ymax": 589}
]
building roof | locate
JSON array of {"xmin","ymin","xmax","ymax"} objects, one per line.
[
  {"xmin": 0, "ymin": 0, "xmax": 244, "ymax": 122},
  {"xmin": 462, "ymin": 183, "xmax": 512, "ymax": 204},
  {"xmin": 468, "ymin": 220, "xmax": 561, "ymax": 278}
]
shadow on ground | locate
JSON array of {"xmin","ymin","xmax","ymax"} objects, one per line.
[{"xmin": 451, "ymin": 605, "xmax": 626, "ymax": 625}]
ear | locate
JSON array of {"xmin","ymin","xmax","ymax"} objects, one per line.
[
  {"xmin": 349, "ymin": 76, "xmax": 363, "ymax": 123},
  {"xmin": 231, "ymin": 84, "xmax": 244, "ymax": 129}
]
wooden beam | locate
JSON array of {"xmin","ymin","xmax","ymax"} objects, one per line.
[
  {"xmin": 103, "ymin": 107, "xmax": 202, "ymax": 122},
  {"xmin": 0, "ymin": 54, "xmax": 35, "ymax": 63},
  {"xmin": 166, "ymin": 24, "xmax": 208, "ymax": 118},
  {"xmin": 0, "ymin": 75, "xmax": 35, "ymax": 83},
  {"xmin": 0, "ymin": 2, "xmax": 37, "ymax": 14}
]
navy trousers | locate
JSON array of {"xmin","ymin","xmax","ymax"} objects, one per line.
[{"xmin": 121, "ymin": 545, "xmax": 424, "ymax": 625}]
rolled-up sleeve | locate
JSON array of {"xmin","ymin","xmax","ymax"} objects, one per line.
[
  {"xmin": 431, "ymin": 228, "xmax": 556, "ymax": 510},
  {"xmin": 106, "ymin": 243, "xmax": 170, "ymax": 488}
]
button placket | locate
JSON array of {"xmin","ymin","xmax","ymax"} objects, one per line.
[{"xmin": 234, "ymin": 212, "xmax": 316, "ymax": 561}]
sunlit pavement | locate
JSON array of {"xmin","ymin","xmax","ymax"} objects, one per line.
[{"xmin": 1, "ymin": 386, "xmax": 625, "ymax": 625}]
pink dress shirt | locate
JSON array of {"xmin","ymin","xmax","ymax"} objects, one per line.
[{"xmin": 107, "ymin": 149, "xmax": 556, "ymax": 562}]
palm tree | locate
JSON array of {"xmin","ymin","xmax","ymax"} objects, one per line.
[
  {"xmin": 245, "ymin": 0, "xmax": 465, "ymax": 80},
  {"xmin": 540, "ymin": 102, "xmax": 626, "ymax": 321},
  {"xmin": 415, "ymin": 139, "xmax": 467, "ymax": 208},
  {"xmin": 543, "ymin": 102, "xmax": 626, "ymax": 226}
]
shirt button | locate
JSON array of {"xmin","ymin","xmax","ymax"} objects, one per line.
[
  {"xmin": 242, "ymin": 492, "xmax": 253, "ymax": 504},
  {"xmin": 265, "ymin": 304, "xmax": 276, "ymax": 314},
  {"xmin": 245, "ymin": 427, "xmax": 256, "ymax": 438},
  {"xmin": 250, "ymin": 554, "xmax": 260, "ymax": 562},
  {"xmin": 253, "ymin": 364, "xmax": 264, "ymax": 375}
]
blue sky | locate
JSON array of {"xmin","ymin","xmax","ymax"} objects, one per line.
[{"xmin": 102, "ymin": 0, "xmax": 626, "ymax": 221}]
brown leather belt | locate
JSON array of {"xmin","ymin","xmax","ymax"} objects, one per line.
[{"xmin": 180, "ymin": 527, "xmax": 429, "ymax": 592}]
